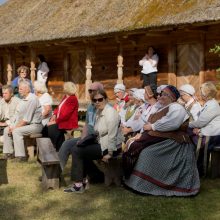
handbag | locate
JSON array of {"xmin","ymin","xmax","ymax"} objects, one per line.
[{"xmin": 77, "ymin": 134, "xmax": 98, "ymax": 147}]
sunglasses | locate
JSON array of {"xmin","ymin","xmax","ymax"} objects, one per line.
[
  {"xmin": 92, "ymin": 97, "xmax": 104, "ymax": 103},
  {"xmin": 88, "ymin": 89, "xmax": 96, "ymax": 94},
  {"xmin": 161, "ymin": 92, "xmax": 171, "ymax": 98}
]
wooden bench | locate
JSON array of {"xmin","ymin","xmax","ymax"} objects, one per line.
[
  {"xmin": 94, "ymin": 154, "xmax": 122, "ymax": 186},
  {"xmin": 24, "ymin": 133, "xmax": 43, "ymax": 159},
  {"xmin": 211, "ymin": 146, "xmax": 220, "ymax": 178},
  {"xmin": 36, "ymin": 138, "xmax": 61, "ymax": 190}
]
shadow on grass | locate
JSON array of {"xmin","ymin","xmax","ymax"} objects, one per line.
[
  {"xmin": 0, "ymin": 186, "xmax": 22, "ymax": 220},
  {"xmin": 0, "ymin": 159, "xmax": 8, "ymax": 185}
]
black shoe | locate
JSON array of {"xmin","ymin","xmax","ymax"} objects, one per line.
[
  {"xmin": 1, "ymin": 153, "xmax": 15, "ymax": 160},
  {"xmin": 64, "ymin": 184, "xmax": 85, "ymax": 193},
  {"xmin": 12, "ymin": 157, "xmax": 28, "ymax": 163}
]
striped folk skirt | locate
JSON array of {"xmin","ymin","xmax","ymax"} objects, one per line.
[{"xmin": 124, "ymin": 139, "xmax": 200, "ymax": 197}]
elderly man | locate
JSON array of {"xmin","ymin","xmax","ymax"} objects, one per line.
[
  {"xmin": 0, "ymin": 85, "xmax": 21, "ymax": 136},
  {"xmin": 3, "ymin": 80, "xmax": 43, "ymax": 161}
]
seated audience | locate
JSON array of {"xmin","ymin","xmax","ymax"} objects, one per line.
[
  {"xmin": 123, "ymin": 85, "xmax": 200, "ymax": 197},
  {"xmin": 34, "ymin": 81, "xmax": 53, "ymax": 126},
  {"xmin": 11, "ymin": 65, "xmax": 33, "ymax": 96},
  {"xmin": 63, "ymin": 89, "xmax": 124, "ymax": 193},
  {"xmin": 3, "ymin": 80, "xmax": 43, "ymax": 161},
  {"xmin": 178, "ymin": 84, "xmax": 201, "ymax": 121},
  {"xmin": 113, "ymin": 83, "xmax": 129, "ymax": 113},
  {"xmin": 42, "ymin": 82, "xmax": 78, "ymax": 151},
  {"xmin": 58, "ymin": 82, "xmax": 104, "ymax": 183}
]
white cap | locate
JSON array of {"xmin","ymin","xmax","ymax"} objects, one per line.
[
  {"xmin": 129, "ymin": 88, "xmax": 138, "ymax": 95},
  {"xmin": 157, "ymin": 85, "xmax": 167, "ymax": 94},
  {"xmin": 114, "ymin": 84, "xmax": 126, "ymax": 93},
  {"xmin": 133, "ymin": 89, "xmax": 145, "ymax": 101},
  {"xmin": 179, "ymin": 84, "xmax": 195, "ymax": 96}
]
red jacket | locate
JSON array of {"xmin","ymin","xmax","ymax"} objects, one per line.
[{"xmin": 53, "ymin": 95, "xmax": 78, "ymax": 130}]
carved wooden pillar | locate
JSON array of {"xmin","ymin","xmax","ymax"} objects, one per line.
[
  {"xmin": 30, "ymin": 48, "xmax": 36, "ymax": 83},
  {"xmin": 117, "ymin": 43, "xmax": 123, "ymax": 84},
  {"xmin": 85, "ymin": 48, "xmax": 92, "ymax": 102},
  {"xmin": 6, "ymin": 52, "xmax": 13, "ymax": 85}
]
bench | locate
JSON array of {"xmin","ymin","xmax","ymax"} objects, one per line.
[
  {"xmin": 211, "ymin": 146, "xmax": 220, "ymax": 178},
  {"xmin": 24, "ymin": 133, "xmax": 43, "ymax": 159},
  {"xmin": 94, "ymin": 154, "xmax": 122, "ymax": 186},
  {"xmin": 36, "ymin": 138, "xmax": 61, "ymax": 190}
]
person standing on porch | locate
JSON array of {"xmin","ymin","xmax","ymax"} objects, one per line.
[
  {"xmin": 37, "ymin": 54, "xmax": 49, "ymax": 86},
  {"xmin": 139, "ymin": 46, "xmax": 159, "ymax": 93}
]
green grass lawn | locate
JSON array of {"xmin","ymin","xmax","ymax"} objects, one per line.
[{"xmin": 1, "ymin": 158, "xmax": 220, "ymax": 220}]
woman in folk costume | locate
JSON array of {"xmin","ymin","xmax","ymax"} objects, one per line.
[
  {"xmin": 121, "ymin": 89, "xmax": 145, "ymax": 139},
  {"xmin": 113, "ymin": 83, "xmax": 129, "ymax": 113},
  {"xmin": 178, "ymin": 84, "xmax": 201, "ymax": 122},
  {"xmin": 123, "ymin": 85, "xmax": 200, "ymax": 197}
]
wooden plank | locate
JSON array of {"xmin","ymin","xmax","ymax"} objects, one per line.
[{"xmin": 37, "ymin": 138, "xmax": 60, "ymax": 165}]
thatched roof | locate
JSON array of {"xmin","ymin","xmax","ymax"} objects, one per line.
[{"xmin": 0, "ymin": 0, "xmax": 220, "ymax": 46}]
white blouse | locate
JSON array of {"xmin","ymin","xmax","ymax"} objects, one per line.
[
  {"xmin": 152, "ymin": 103, "xmax": 188, "ymax": 132},
  {"xmin": 189, "ymin": 99, "xmax": 220, "ymax": 136}
]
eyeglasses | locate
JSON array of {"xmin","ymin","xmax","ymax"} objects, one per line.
[
  {"xmin": 88, "ymin": 89, "xmax": 96, "ymax": 94},
  {"xmin": 92, "ymin": 97, "xmax": 104, "ymax": 103},
  {"xmin": 156, "ymin": 92, "xmax": 162, "ymax": 97}
]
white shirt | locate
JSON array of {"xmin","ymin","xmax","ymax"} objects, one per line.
[
  {"xmin": 152, "ymin": 103, "xmax": 187, "ymax": 131},
  {"xmin": 139, "ymin": 54, "xmax": 159, "ymax": 74},
  {"xmin": 37, "ymin": 62, "xmax": 49, "ymax": 84},
  {"xmin": 39, "ymin": 93, "xmax": 53, "ymax": 126},
  {"xmin": 184, "ymin": 98, "xmax": 202, "ymax": 121},
  {"xmin": 189, "ymin": 99, "xmax": 220, "ymax": 136}
]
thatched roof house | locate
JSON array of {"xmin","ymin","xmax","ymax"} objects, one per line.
[
  {"xmin": 0, "ymin": 0, "xmax": 220, "ymax": 101},
  {"xmin": 0, "ymin": 0, "xmax": 220, "ymax": 45}
]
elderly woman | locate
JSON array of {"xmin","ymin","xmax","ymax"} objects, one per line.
[
  {"xmin": 178, "ymin": 84, "xmax": 201, "ymax": 122},
  {"xmin": 120, "ymin": 88, "xmax": 139, "ymax": 138},
  {"xmin": 113, "ymin": 83, "xmax": 129, "ymax": 113},
  {"xmin": 34, "ymin": 81, "xmax": 53, "ymax": 126},
  {"xmin": 11, "ymin": 65, "xmax": 33, "ymax": 96},
  {"xmin": 64, "ymin": 89, "xmax": 124, "ymax": 193},
  {"xmin": 42, "ymin": 81, "xmax": 78, "ymax": 151},
  {"xmin": 189, "ymin": 82, "xmax": 220, "ymax": 137},
  {"xmin": 123, "ymin": 85, "xmax": 200, "ymax": 197},
  {"xmin": 189, "ymin": 82, "xmax": 220, "ymax": 175}
]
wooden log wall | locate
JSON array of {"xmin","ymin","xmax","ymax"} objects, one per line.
[{"xmin": 1, "ymin": 23, "xmax": 220, "ymax": 103}]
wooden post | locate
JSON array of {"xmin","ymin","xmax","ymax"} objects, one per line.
[
  {"xmin": 30, "ymin": 48, "xmax": 36, "ymax": 83},
  {"xmin": 168, "ymin": 72, "xmax": 177, "ymax": 86},
  {"xmin": 63, "ymin": 52, "xmax": 69, "ymax": 81},
  {"xmin": 199, "ymin": 71, "xmax": 205, "ymax": 87},
  {"xmin": 117, "ymin": 43, "xmax": 123, "ymax": 84},
  {"xmin": 85, "ymin": 47, "xmax": 92, "ymax": 102},
  {"xmin": 6, "ymin": 52, "xmax": 13, "ymax": 85},
  {"xmin": 168, "ymin": 44, "xmax": 176, "ymax": 86}
]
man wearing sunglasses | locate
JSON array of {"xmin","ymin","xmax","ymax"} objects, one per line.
[{"xmin": 58, "ymin": 82, "xmax": 104, "ymax": 184}]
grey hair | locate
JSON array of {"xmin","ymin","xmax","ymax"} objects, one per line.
[
  {"xmin": 2, "ymin": 85, "xmax": 14, "ymax": 94},
  {"xmin": 18, "ymin": 79, "xmax": 31, "ymax": 92},
  {"xmin": 34, "ymin": 81, "xmax": 48, "ymax": 93}
]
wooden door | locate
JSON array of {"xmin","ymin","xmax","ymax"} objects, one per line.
[{"xmin": 176, "ymin": 43, "xmax": 203, "ymax": 92}]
